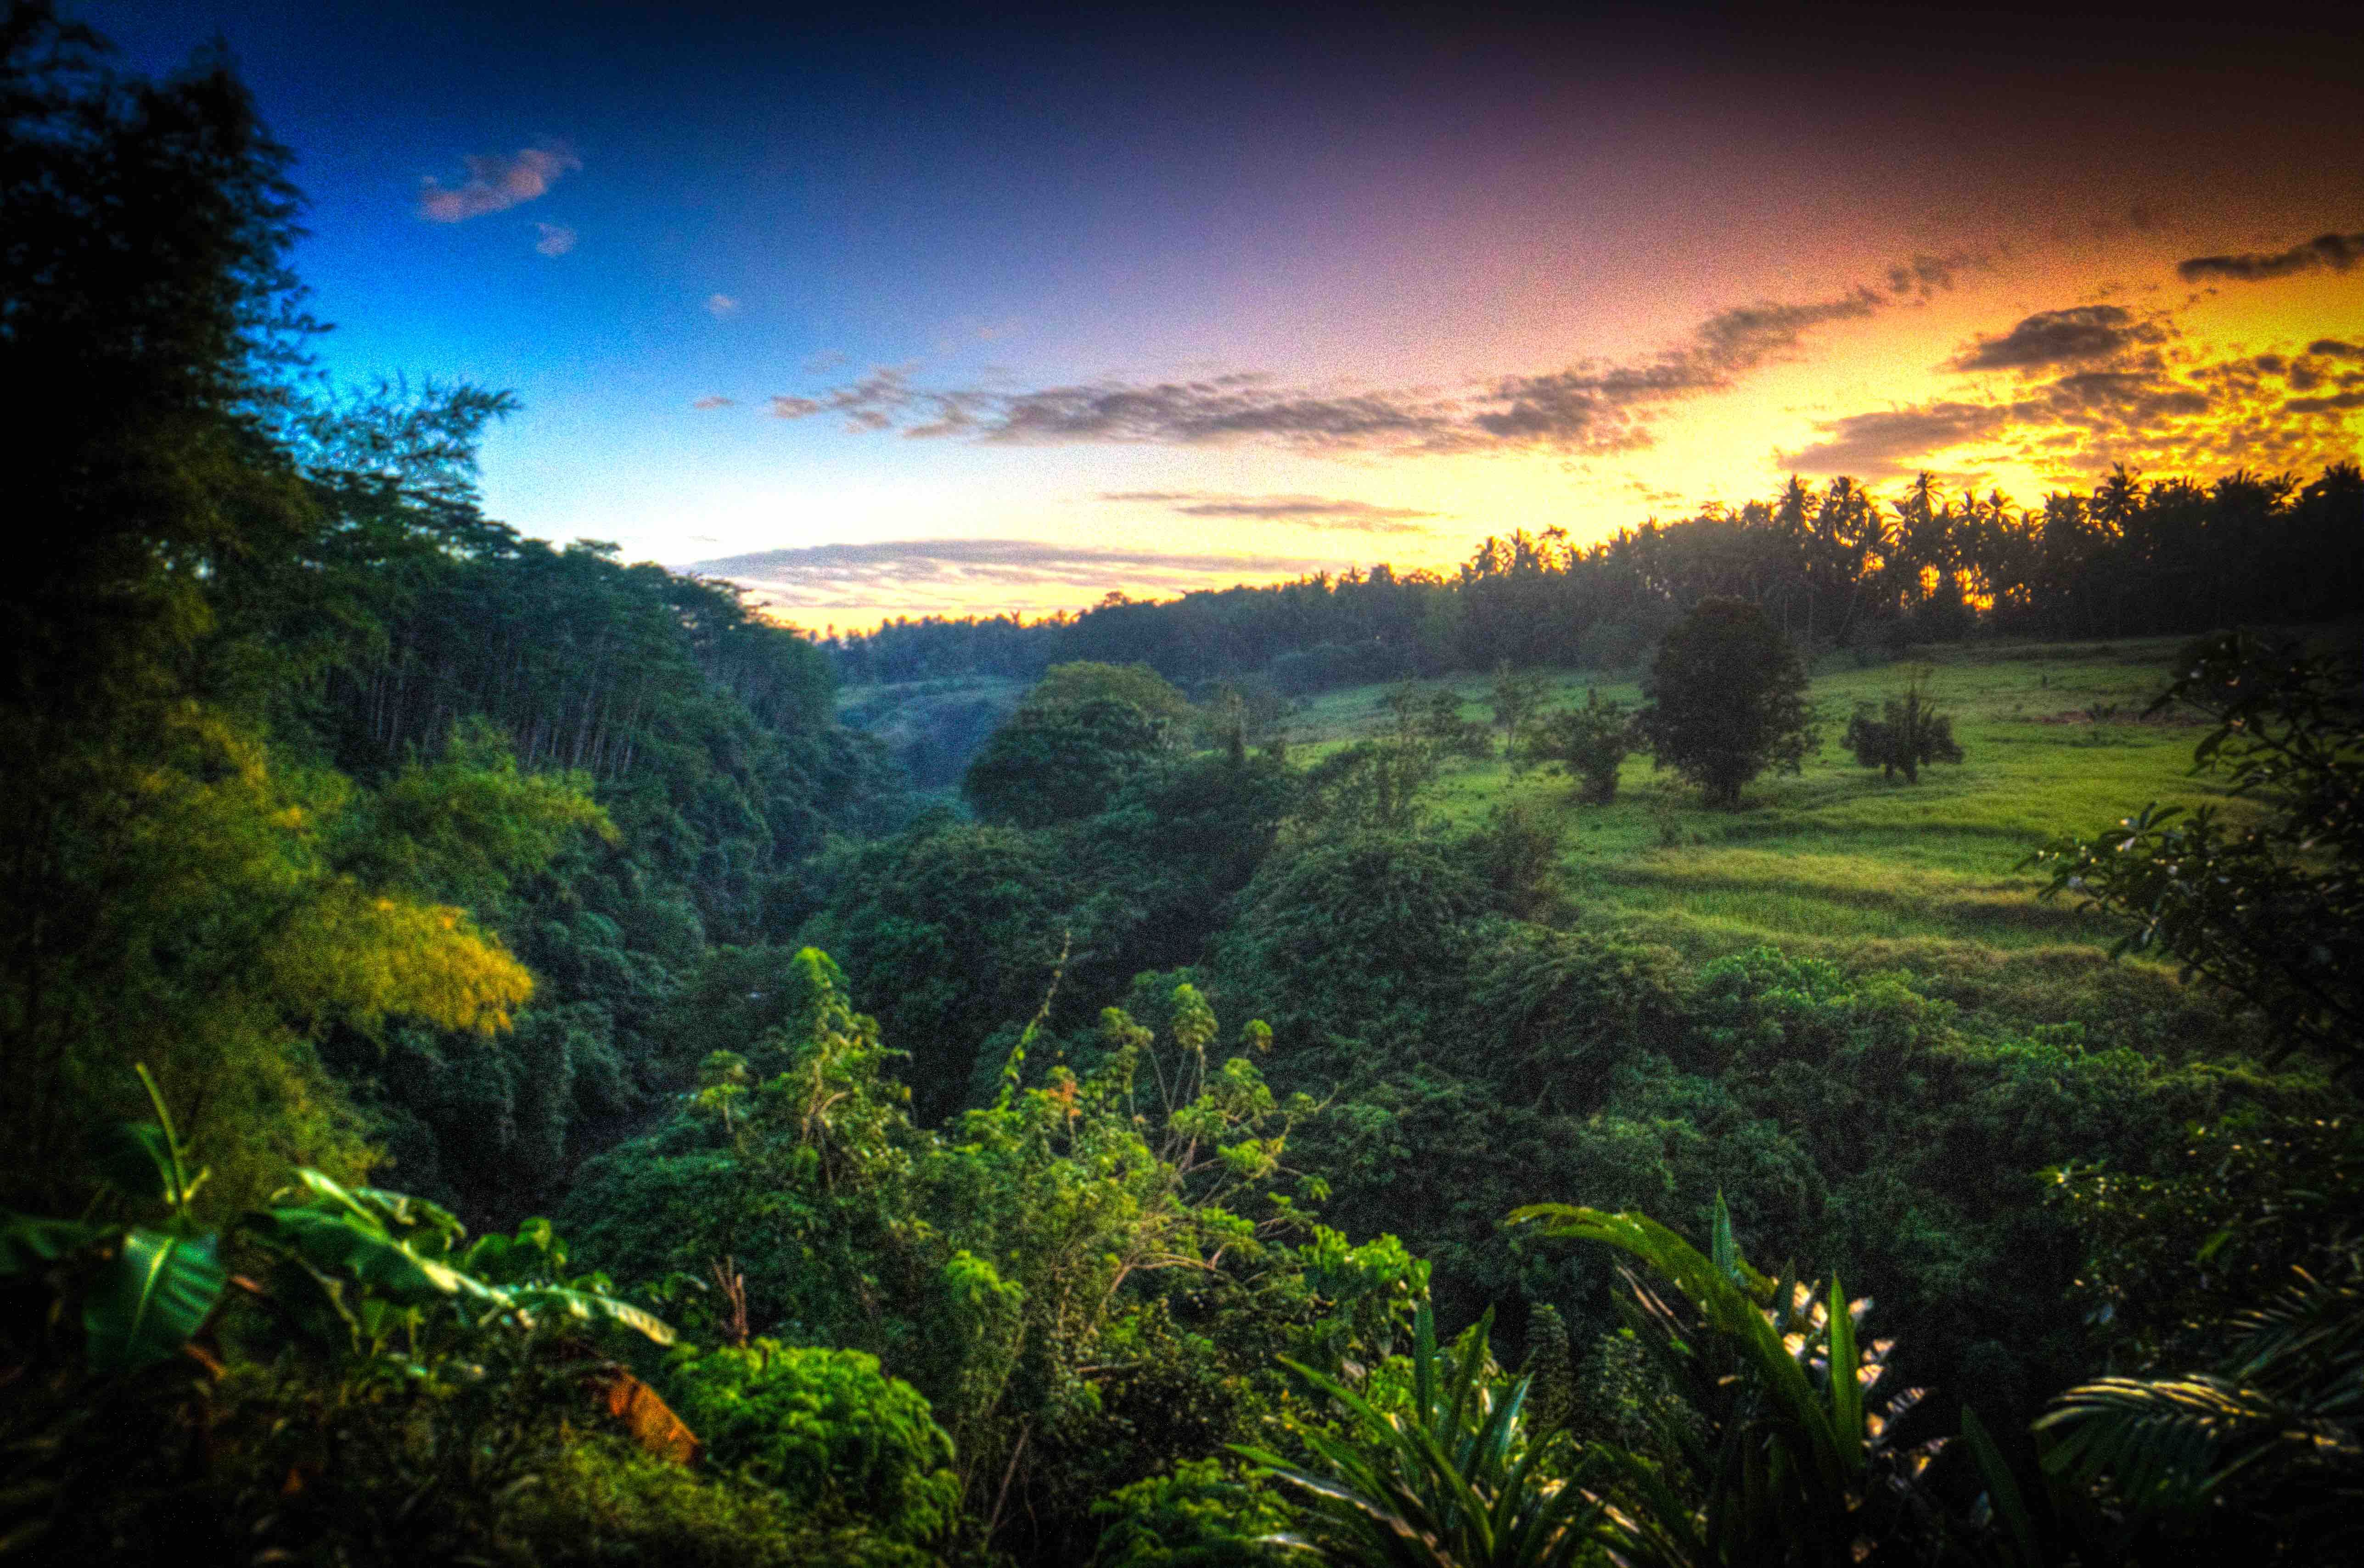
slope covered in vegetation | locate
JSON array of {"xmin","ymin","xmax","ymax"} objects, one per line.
[{"xmin": 3, "ymin": 8, "xmax": 2358, "ymax": 1565}]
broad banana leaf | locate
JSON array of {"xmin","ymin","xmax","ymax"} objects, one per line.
[
  {"xmin": 83, "ymin": 1228, "xmax": 225, "ymax": 1373},
  {"xmin": 511, "ymin": 1285, "xmax": 675, "ymax": 1345},
  {"xmin": 241, "ymin": 1203, "xmax": 502, "ymax": 1306}
]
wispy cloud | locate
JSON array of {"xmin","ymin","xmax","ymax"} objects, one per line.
[
  {"xmin": 418, "ymin": 142, "xmax": 580, "ymax": 223},
  {"xmin": 1099, "ymin": 490, "xmax": 1434, "ymax": 530},
  {"xmin": 679, "ymin": 538, "xmax": 1352, "ymax": 621},
  {"xmin": 761, "ymin": 275, "xmax": 1924, "ymax": 457},
  {"xmin": 2178, "ymin": 230, "xmax": 2364, "ymax": 283},
  {"xmin": 691, "ymin": 395, "xmax": 736, "ymax": 410},
  {"xmin": 706, "ymin": 293, "xmax": 739, "ymax": 318},
  {"xmin": 533, "ymin": 223, "xmax": 577, "ymax": 257},
  {"xmin": 1780, "ymin": 403, "xmax": 2016, "ymax": 478}
]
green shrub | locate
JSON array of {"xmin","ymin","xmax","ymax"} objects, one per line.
[
  {"xmin": 666, "ymin": 1339, "xmax": 961, "ymax": 1548},
  {"xmin": 1535, "ymin": 689, "xmax": 1635, "ymax": 803}
]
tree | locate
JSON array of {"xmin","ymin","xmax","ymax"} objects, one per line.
[
  {"xmin": 1841, "ymin": 668, "xmax": 1964, "ymax": 784},
  {"xmin": 962, "ymin": 696, "xmax": 1170, "ymax": 828},
  {"xmin": 1534, "ymin": 689, "xmax": 1635, "ymax": 803},
  {"xmin": 1489, "ymin": 661, "xmax": 1551, "ymax": 768},
  {"xmin": 1017, "ymin": 660, "xmax": 1194, "ymax": 732},
  {"xmin": 2030, "ymin": 630, "xmax": 2361, "ymax": 1069},
  {"xmin": 1636, "ymin": 598, "xmax": 1816, "ymax": 807}
]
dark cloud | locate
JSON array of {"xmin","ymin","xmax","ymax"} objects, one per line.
[
  {"xmin": 1099, "ymin": 491, "xmax": 1432, "ymax": 530},
  {"xmin": 987, "ymin": 377, "xmax": 1454, "ymax": 446},
  {"xmin": 2309, "ymin": 339, "xmax": 2364, "ymax": 360},
  {"xmin": 1785, "ymin": 328, "xmax": 2354, "ymax": 483},
  {"xmin": 1779, "ymin": 402, "xmax": 2016, "ymax": 478},
  {"xmin": 2177, "ymin": 231, "xmax": 2364, "ymax": 283},
  {"xmin": 1954, "ymin": 305, "xmax": 2164, "ymax": 371},
  {"xmin": 2040, "ymin": 368, "xmax": 2211, "ymax": 425},
  {"xmin": 1886, "ymin": 252, "xmax": 1974, "ymax": 296},
  {"xmin": 1690, "ymin": 291, "xmax": 1884, "ymax": 371}
]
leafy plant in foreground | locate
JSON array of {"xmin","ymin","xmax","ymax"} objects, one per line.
[
  {"xmin": 1511, "ymin": 1197, "xmax": 1942, "ymax": 1568},
  {"xmin": 2034, "ymin": 1259, "xmax": 2363, "ymax": 1562},
  {"xmin": 1234, "ymin": 1301, "xmax": 1605, "ymax": 1567}
]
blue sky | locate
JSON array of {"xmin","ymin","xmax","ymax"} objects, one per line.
[{"xmin": 89, "ymin": 2, "xmax": 2364, "ymax": 629}]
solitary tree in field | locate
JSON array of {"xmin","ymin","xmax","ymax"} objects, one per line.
[{"xmin": 1638, "ymin": 598, "xmax": 1817, "ymax": 807}]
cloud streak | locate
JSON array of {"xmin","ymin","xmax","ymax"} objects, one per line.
[
  {"xmin": 679, "ymin": 538, "xmax": 1355, "ymax": 621},
  {"xmin": 2177, "ymin": 231, "xmax": 2364, "ymax": 283},
  {"xmin": 1099, "ymin": 491, "xmax": 1434, "ymax": 530},
  {"xmin": 533, "ymin": 223, "xmax": 577, "ymax": 256},
  {"xmin": 760, "ymin": 269, "xmax": 1945, "ymax": 457},
  {"xmin": 418, "ymin": 142, "xmax": 581, "ymax": 222}
]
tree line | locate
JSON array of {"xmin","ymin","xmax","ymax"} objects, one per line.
[{"xmin": 822, "ymin": 464, "xmax": 2363, "ymax": 689}]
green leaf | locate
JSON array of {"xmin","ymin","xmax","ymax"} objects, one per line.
[
  {"xmin": 1959, "ymin": 1405, "xmax": 2044, "ymax": 1568},
  {"xmin": 93, "ymin": 1122, "xmax": 175, "ymax": 1209},
  {"xmin": 83, "ymin": 1229, "xmax": 225, "ymax": 1372},
  {"xmin": 0, "ymin": 1213, "xmax": 111, "ymax": 1274},
  {"xmin": 509, "ymin": 1285, "xmax": 675, "ymax": 1345},
  {"xmin": 242, "ymin": 1205, "xmax": 501, "ymax": 1307}
]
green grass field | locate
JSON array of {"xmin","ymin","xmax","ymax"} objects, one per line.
[{"xmin": 1290, "ymin": 636, "xmax": 2276, "ymax": 1048}]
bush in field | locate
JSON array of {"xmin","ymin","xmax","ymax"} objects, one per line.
[
  {"xmin": 1536, "ymin": 689, "xmax": 1635, "ymax": 803},
  {"xmin": 1414, "ymin": 688, "xmax": 1494, "ymax": 759},
  {"xmin": 1637, "ymin": 598, "xmax": 1817, "ymax": 807},
  {"xmin": 1842, "ymin": 671, "xmax": 1963, "ymax": 784}
]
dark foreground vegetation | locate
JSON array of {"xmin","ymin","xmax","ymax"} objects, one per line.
[{"xmin": 4, "ymin": 7, "xmax": 2359, "ymax": 1564}]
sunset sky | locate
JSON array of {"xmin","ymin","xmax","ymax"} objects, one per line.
[{"xmin": 94, "ymin": 1, "xmax": 2364, "ymax": 631}]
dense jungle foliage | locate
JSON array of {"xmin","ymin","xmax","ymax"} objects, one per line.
[{"xmin": 4, "ymin": 8, "xmax": 2359, "ymax": 1564}]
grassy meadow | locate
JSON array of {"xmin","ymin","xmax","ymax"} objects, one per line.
[{"xmin": 1291, "ymin": 635, "xmax": 2274, "ymax": 1053}]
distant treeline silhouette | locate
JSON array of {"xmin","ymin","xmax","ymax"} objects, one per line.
[{"xmin": 819, "ymin": 463, "xmax": 2362, "ymax": 688}]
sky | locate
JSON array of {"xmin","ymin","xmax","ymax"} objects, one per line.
[{"xmin": 90, "ymin": 1, "xmax": 2364, "ymax": 632}]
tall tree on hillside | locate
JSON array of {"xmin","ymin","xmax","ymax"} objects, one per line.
[
  {"xmin": 1636, "ymin": 597, "xmax": 1817, "ymax": 807},
  {"xmin": 0, "ymin": 2, "xmax": 603, "ymax": 1210}
]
